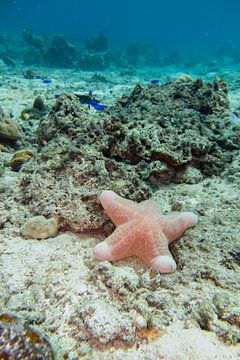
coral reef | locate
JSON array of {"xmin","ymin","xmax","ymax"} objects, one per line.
[
  {"xmin": 101, "ymin": 77, "xmax": 239, "ymax": 183},
  {"xmin": 20, "ymin": 92, "xmax": 151, "ymax": 234},
  {"xmin": 22, "ymin": 47, "xmax": 43, "ymax": 66},
  {"xmin": 0, "ymin": 32, "xmax": 239, "ymax": 358},
  {"xmin": 77, "ymin": 52, "xmax": 110, "ymax": 71},
  {"xmin": 18, "ymin": 77, "xmax": 240, "ymax": 234},
  {"xmin": 22, "ymin": 30, "xmax": 76, "ymax": 68},
  {"xmin": 0, "ymin": 167, "xmax": 31, "ymax": 230},
  {"xmin": 43, "ymin": 35, "xmax": 76, "ymax": 68},
  {"xmin": 22, "ymin": 28, "xmax": 44, "ymax": 51},
  {"xmin": 77, "ymin": 34, "xmax": 123, "ymax": 71},
  {"xmin": 126, "ymin": 41, "xmax": 160, "ymax": 67},
  {"xmin": 84, "ymin": 33, "xmax": 109, "ymax": 52}
]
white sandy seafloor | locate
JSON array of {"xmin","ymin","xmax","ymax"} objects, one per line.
[{"xmin": 0, "ymin": 60, "xmax": 240, "ymax": 359}]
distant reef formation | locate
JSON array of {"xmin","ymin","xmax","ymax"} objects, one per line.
[
  {"xmin": 20, "ymin": 77, "xmax": 240, "ymax": 234},
  {"xmin": 0, "ymin": 28, "xmax": 161, "ymax": 70}
]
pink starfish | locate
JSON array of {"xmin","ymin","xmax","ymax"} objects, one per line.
[{"xmin": 94, "ymin": 190, "xmax": 198, "ymax": 273}]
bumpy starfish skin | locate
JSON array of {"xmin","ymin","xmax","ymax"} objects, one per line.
[{"xmin": 94, "ymin": 190, "xmax": 198, "ymax": 273}]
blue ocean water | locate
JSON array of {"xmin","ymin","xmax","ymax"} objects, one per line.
[{"xmin": 1, "ymin": 0, "xmax": 240, "ymax": 56}]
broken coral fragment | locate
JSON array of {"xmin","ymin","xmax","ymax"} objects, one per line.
[{"xmin": 21, "ymin": 215, "xmax": 58, "ymax": 239}]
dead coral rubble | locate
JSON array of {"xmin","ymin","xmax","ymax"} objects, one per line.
[
  {"xmin": 20, "ymin": 78, "xmax": 240, "ymax": 233},
  {"xmin": 0, "ymin": 313, "xmax": 55, "ymax": 359}
]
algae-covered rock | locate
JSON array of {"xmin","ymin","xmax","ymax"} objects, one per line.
[
  {"xmin": 11, "ymin": 149, "xmax": 33, "ymax": 171},
  {"xmin": 24, "ymin": 69, "xmax": 35, "ymax": 79},
  {"xmin": 0, "ymin": 106, "xmax": 22, "ymax": 140},
  {"xmin": 19, "ymin": 78, "xmax": 239, "ymax": 234},
  {"xmin": 21, "ymin": 96, "xmax": 48, "ymax": 120},
  {"xmin": 0, "ymin": 119, "xmax": 22, "ymax": 140}
]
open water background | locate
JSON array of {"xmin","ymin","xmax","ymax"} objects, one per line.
[{"xmin": 1, "ymin": 0, "xmax": 240, "ymax": 55}]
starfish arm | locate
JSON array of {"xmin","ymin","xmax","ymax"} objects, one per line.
[
  {"xmin": 137, "ymin": 199, "xmax": 162, "ymax": 218},
  {"xmin": 100, "ymin": 190, "xmax": 138, "ymax": 225},
  {"xmin": 137, "ymin": 227, "xmax": 177, "ymax": 273},
  {"xmin": 160, "ymin": 212, "xmax": 198, "ymax": 242},
  {"xmin": 94, "ymin": 223, "xmax": 137, "ymax": 261}
]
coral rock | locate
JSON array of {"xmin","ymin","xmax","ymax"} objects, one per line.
[
  {"xmin": 21, "ymin": 215, "xmax": 58, "ymax": 239},
  {"xmin": 0, "ymin": 106, "xmax": 22, "ymax": 140}
]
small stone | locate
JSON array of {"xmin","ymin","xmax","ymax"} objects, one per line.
[{"xmin": 21, "ymin": 215, "xmax": 58, "ymax": 239}]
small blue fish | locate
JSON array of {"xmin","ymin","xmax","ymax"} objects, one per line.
[
  {"xmin": 43, "ymin": 79, "xmax": 52, "ymax": 84},
  {"xmin": 35, "ymin": 75, "xmax": 41, "ymax": 79},
  {"xmin": 89, "ymin": 99, "xmax": 112, "ymax": 111},
  {"xmin": 90, "ymin": 100, "xmax": 98, "ymax": 107},
  {"xmin": 151, "ymin": 79, "xmax": 160, "ymax": 84},
  {"xmin": 94, "ymin": 104, "xmax": 107, "ymax": 111}
]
